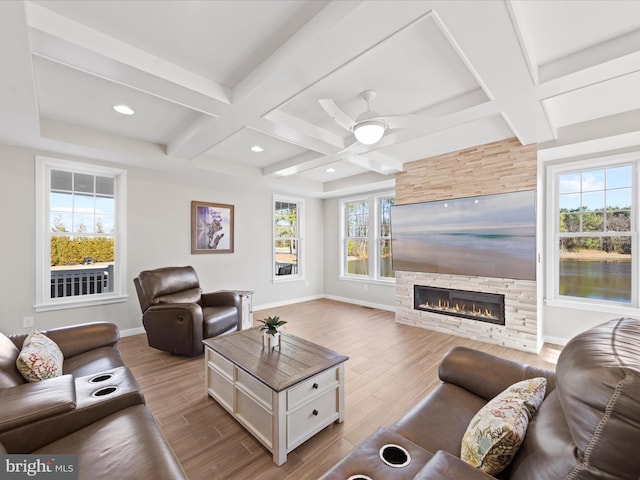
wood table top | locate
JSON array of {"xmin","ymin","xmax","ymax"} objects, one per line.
[{"xmin": 203, "ymin": 328, "xmax": 349, "ymax": 392}]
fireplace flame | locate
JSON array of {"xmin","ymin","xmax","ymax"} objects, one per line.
[{"xmin": 418, "ymin": 299, "xmax": 499, "ymax": 320}]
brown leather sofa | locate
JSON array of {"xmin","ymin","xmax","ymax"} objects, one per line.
[
  {"xmin": 0, "ymin": 322, "xmax": 186, "ymax": 480},
  {"xmin": 320, "ymin": 317, "xmax": 640, "ymax": 479},
  {"xmin": 134, "ymin": 265, "xmax": 241, "ymax": 356}
]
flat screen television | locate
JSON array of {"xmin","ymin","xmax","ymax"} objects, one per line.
[{"xmin": 390, "ymin": 190, "xmax": 536, "ymax": 280}]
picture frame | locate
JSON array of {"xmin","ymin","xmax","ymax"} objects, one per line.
[{"xmin": 191, "ymin": 201, "xmax": 234, "ymax": 254}]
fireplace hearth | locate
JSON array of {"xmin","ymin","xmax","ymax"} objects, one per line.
[{"xmin": 414, "ymin": 285, "xmax": 505, "ymax": 325}]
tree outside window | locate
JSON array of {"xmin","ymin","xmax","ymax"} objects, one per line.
[
  {"xmin": 274, "ymin": 197, "xmax": 303, "ymax": 279},
  {"xmin": 342, "ymin": 193, "xmax": 395, "ymax": 281},
  {"xmin": 556, "ymin": 164, "xmax": 632, "ymax": 303},
  {"xmin": 36, "ymin": 157, "xmax": 126, "ymax": 310}
]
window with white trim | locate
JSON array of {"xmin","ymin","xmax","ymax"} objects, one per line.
[
  {"xmin": 341, "ymin": 193, "xmax": 395, "ymax": 281},
  {"xmin": 35, "ymin": 156, "xmax": 127, "ymax": 311},
  {"xmin": 273, "ymin": 195, "xmax": 303, "ymax": 281},
  {"xmin": 548, "ymin": 157, "xmax": 635, "ymax": 307}
]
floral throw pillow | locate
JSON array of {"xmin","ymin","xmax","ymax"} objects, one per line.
[
  {"xmin": 460, "ymin": 377, "xmax": 547, "ymax": 475},
  {"xmin": 16, "ymin": 330, "xmax": 64, "ymax": 382}
]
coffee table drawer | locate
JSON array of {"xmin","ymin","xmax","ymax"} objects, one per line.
[
  {"xmin": 207, "ymin": 366, "xmax": 234, "ymax": 412},
  {"xmin": 287, "ymin": 367, "xmax": 338, "ymax": 410},
  {"xmin": 287, "ymin": 387, "xmax": 339, "ymax": 449},
  {"xmin": 207, "ymin": 349, "xmax": 234, "ymax": 379},
  {"xmin": 237, "ymin": 389, "xmax": 272, "ymax": 449},
  {"xmin": 236, "ymin": 369, "xmax": 272, "ymax": 409}
]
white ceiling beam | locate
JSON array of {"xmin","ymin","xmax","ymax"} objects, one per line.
[
  {"xmin": 167, "ymin": 0, "xmax": 434, "ymax": 159},
  {"xmin": 323, "ymin": 171, "xmax": 395, "ymax": 197},
  {"xmin": 262, "ymin": 151, "xmax": 341, "ymax": 177},
  {"xmin": 259, "ymin": 110, "xmax": 346, "ymax": 150},
  {"xmin": 432, "ymin": 0, "xmax": 554, "ymax": 145},
  {"xmin": 0, "ymin": 2, "xmax": 40, "ymax": 145},
  {"xmin": 29, "ymin": 30, "xmax": 229, "ymax": 117},
  {"xmin": 250, "ymin": 116, "xmax": 345, "ymax": 156},
  {"xmin": 25, "ymin": 1, "xmax": 231, "ymax": 111},
  {"xmin": 539, "ymin": 28, "xmax": 640, "ymax": 83}
]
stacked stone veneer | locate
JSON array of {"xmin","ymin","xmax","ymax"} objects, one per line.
[{"xmin": 395, "ymin": 137, "xmax": 539, "ymax": 353}]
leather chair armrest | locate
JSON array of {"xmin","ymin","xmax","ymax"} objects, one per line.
[
  {"xmin": 413, "ymin": 451, "xmax": 495, "ymax": 480},
  {"xmin": 11, "ymin": 322, "xmax": 120, "ymax": 358},
  {"xmin": 0, "ymin": 375, "xmax": 76, "ymax": 433},
  {"xmin": 438, "ymin": 346, "xmax": 556, "ymax": 401},
  {"xmin": 145, "ymin": 303, "xmax": 202, "ymax": 319},
  {"xmin": 201, "ymin": 291, "xmax": 241, "ymax": 311}
]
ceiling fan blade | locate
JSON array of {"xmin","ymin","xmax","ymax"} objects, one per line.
[{"xmin": 319, "ymin": 99, "xmax": 356, "ymax": 131}]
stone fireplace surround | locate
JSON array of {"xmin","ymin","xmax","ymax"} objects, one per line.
[
  {"xmin": 394, "ymin": 137, "xmax": 539, "ymax": 353},
  {"xmin": 396, "ymin": 272, "xmax": 537, "ymax": 352}
]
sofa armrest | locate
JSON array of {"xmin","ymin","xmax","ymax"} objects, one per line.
[
  {"xmin": 201, "ymin": 291, "xmax": 240, "ymax": 311},
  {"xmin": 438, "ymin": 346, "xmax": 555, "ymax": 401},
  {"xmin": 0, "ymin": 375, "xmax": 76, "ymax": 433},
  {"xmin": 413, "ymin": 451, "xmax": 495, "ymax": 480},
  {"xmin": 10, "ymin": 322, "xmax": 120, "ymax": 358},
  {"xmin": 144, "ymin": 303, "xmax": 202, "ymax": 320}
]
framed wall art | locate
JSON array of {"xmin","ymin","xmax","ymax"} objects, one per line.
[{"xmin": 191, "ymin": 201, "xmax": 234, "ymax": 254}]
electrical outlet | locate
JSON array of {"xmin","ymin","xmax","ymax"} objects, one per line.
[
  {"xmin": 23, "ymin": 316, "xmax": 34, "ymax": 328},
  {"xmin": 363, "ymin": 284, "xmax": 368, "ymax": 291}
]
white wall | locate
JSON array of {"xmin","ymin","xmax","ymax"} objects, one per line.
[
  {"xmin": 322, "ymin": 196, "xmax": 395, "ymax": 310},
  {"xmin": 0, "ymin": 143, "xmax": 324, "ymax": 336}
]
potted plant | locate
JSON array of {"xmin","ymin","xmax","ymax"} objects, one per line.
[{"xmin": 258, "ymin": 315, "xmax": 287, "ymax": 349}]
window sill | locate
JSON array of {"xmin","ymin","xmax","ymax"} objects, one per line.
[
  {"xmin": 339, "ymin": 275, "xmax": 395, "ymax": 286},
  {"xmin": 35, "ymin": 294, "xmax": 128, "ymax": 312},
  {"xmin": 272, "ymin": 275, "xmax": 305, "ymax": 284},
  {"xmin": 544, "ymin": 297, "xmax": 639, "ymax": 316}
]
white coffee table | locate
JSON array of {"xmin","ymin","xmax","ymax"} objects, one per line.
[{"xmin": 203, "ymin": 328, "xmax": 348, "ymax": 465}]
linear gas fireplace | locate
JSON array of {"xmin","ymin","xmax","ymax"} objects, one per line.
[{"xmin": 414, "ymin": 285, "xmax": 505, "ymax": 326}]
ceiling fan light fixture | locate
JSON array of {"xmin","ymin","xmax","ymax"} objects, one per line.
[{"xmin": 353, "ymin": 120, "xmax": 385, "ymax": 145}]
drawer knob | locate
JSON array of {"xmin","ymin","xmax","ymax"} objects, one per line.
[
  {"xmin": 312, "ymin": 409, "xmax": 319, "ymax": 416},
  {"xmin": 312, "ymin": 383, "xmax": 319, "ymax": 389}
]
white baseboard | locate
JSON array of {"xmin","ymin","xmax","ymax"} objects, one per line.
[
  {"xmin": 253, "ymin": 294, "xmax": 395, "ymax": 313},
  {"xmin": 120, "ymin": 326, "xmax": 145, "ymax": 337},
  {"xmin": 542, "ymin": 335, "xmax": 569, "ymax": 346},
  {"xmin": 253, "ymin": 294, "xmax": 325, "ymax": 312},
  {"xmin": 322, "ymin": 294, "xmax": 395, "ymax": 312}
]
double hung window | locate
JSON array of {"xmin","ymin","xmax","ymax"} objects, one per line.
[
  {"xmin": 342, "ymin": 193, "xmax": 395, "ymax": 281},
  {"xmin": 548, "ymin": 158, "xmax": 634, "ymax": 307},
  {"xmin": 273, "ymin": 196, "xmax": 303, "ymax": 280},
  {"xmin": 36, "ymin": 156, "xmax": 127, "ymax": 310}
]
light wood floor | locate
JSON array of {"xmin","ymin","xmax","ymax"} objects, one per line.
[{"xmin": 118, "ymin": 299, "xmax": 561, "ymax": 480}]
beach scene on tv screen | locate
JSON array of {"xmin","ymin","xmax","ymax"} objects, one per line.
[{"xmin": 391, "ymin": 190, "xmax": 536, "ymax": 280}]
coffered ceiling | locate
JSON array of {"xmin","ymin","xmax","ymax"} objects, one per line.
[{"xmin": 1, "ymin": 1, "xmax": 639, "ymax": 197}]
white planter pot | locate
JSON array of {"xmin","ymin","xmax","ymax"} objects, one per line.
[{"xmin": 262, "ymin": 331, "xmax": 281, "ymax": 349}]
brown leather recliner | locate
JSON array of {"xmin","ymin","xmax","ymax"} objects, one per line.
[
  {"xmin": 134, "ymin": 266, "xmax": 241, "ymax": 357},
  {"xmin": 320, "ymin": 317, "xmax": 640, "ymax": 479}
]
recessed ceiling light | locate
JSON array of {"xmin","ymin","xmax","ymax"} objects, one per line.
[
  {"xmin": 250, "ymin": 145, "xmax": 264, "ymax": 153},
  {"xmin": 113, "ymin": 104, "xmax": 135, "ymax": 115},
  {"xmin": 326, "ymin": 167, "xmax": 336, "ymax": 173}
]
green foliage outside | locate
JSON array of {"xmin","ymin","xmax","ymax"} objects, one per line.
[
  {"xmin": 50, "ymin": 236, "xmax": 114, "ymax": 266},
  {"xmin": 559, "ymin": 207, "xmax": 631, "ymax": 255},
  {"xmin": 50, "ymin": 215, "xmax": 114, "ymax": 266},
  {"xmin": 274, "ymin": 203, "xmax": 297, "ymax": 253}
]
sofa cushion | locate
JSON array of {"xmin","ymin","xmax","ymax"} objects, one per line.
[
  {"xmin": 137, "ymin": 266, "xmax": 200, "ymax": 304},
  {"xmin": 392, "ymin": 382, "xmax": 487, "ymax": 456},
  {"xmin": 155, "ymin": 287, "xmax": 202, "ymax": 305},
  {"xmin": 16, "ymin": 331, "xmax": 64, "ymax": 382},
  {"xmin": 460, "ymin": 377, "xmax": 546, "ymax": 475},
  {"xmin": 34, "ymin": 405, "xmax": 187, "ymax": 480},
  {"xmin": 0, "ymin": 332, "xmax": 24, "ymax": 388}
]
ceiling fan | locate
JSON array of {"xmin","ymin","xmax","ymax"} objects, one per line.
[{"xmin": 319, "ymin": 90, "xmax": 433, "ymax": 146}]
